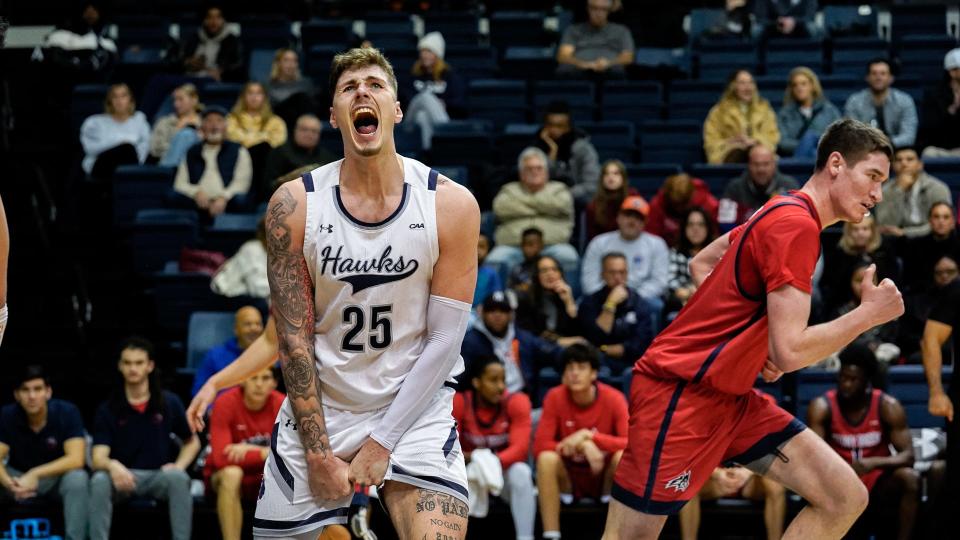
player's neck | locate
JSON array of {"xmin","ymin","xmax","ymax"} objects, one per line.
[
  {"xmin": 838, "ymin": 391, "xmax": 870, "ymax": 415},
  {"xmin": 570, "ymin": 384, "xmax": 597, "ymax": 407},
  {"xmin": 243, "ymin": 392, "xmax": 269, "ymax": 412},
  {"xmin": 798, "ymin": 182, "xmax": 834, "ymax": 228},
  {"xmin": 25, "ymin": 407, "xmax": 48, "ymax": 432},
  {"xmin": 340, "ymin": 152, "xmax": 404, "ymax": 197},
  {"xmin": 124, "ymin": 381, "xmax": 150, "ymax": 404}
]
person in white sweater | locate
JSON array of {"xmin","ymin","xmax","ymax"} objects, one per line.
[
  {"xmin": 80, "ymin": 83, "xmax": 150, "ymax": 179},
  {"xmin": 581, "ymin": 196, "xmax": 669, "ymax": 311}
]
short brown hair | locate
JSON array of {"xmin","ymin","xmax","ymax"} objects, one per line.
[
  {"xmin": 329, "ymin": 48, "xmax": 398, "ymax": 102},
  {"xmin": 815, "ymin": 118, "xmax": 893, "ymax": 172},
  {"xmin": 104, "ymin": 83, "xmax": 135, "ymax": 116}
]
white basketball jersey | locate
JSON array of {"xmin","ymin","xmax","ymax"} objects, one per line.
[{"xmin": 301, "ymin": 156, "xmax": 461, "ymax": 411}]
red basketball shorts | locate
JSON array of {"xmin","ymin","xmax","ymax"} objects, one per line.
[{"xmin": 611, "ymin": 371, "xmax": 805, "ymax": 515}]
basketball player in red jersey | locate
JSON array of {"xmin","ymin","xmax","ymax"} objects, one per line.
[
  {"xmin": 807, "ymin": 344, "xmax": 919, "ymax": 540},
  {"xmin": 602, "ymin": 118, "xmax": 905, "ymax": 540}
]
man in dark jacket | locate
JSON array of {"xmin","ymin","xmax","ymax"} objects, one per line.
[
  {"xmin": 171, "ymin": 6, "xmax": 244, "ymax": 82},
  {"xmin": 531, "ymin": 100, "xmax": 601, "ymax": 205},
  {"xmin": 263, "ymin": 114, "xmax": 335, "ymax": 198},
  {"xmin": 720, "ymin": 144, "xmax": 799, "ymax": 226},
  {"xmin": 460, "ymin": 291, "xmax": 561, "ymax": 403}
]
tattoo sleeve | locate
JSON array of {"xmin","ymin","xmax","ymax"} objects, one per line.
[{"xmin": 266, "ymin": 186, "xmax": 330, "ymax": 458}]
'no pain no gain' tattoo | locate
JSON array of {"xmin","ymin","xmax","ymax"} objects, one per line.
[{"xmin": 415, "ymin": 489, "xmax": 468, "ymax": 518}]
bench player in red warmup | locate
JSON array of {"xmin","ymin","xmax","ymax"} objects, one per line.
[{"xmin": 602, "ymin": 118, "xmax": 906, "ymax": 540}]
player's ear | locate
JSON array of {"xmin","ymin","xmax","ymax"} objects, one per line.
[
  {"xmin": 394, "ymin": 101, "xmax": 403, "ymax": 124},
  {"xmin": 329, "ymin": 106, "xmax": 338, "ymax": 130}
]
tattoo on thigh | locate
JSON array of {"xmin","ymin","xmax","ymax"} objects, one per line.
[
  {"xmin": 414, "ymin": 489, "xmax": 468, "ymax": 519},
  {"xmin": 429, "ymin": 518, "xmax": 463, "ymax": 532}
]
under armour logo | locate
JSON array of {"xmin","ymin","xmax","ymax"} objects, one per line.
[
  {"xmin": 665, "ymin": 470, "xmax": 691, "ymax": 493},
  {"xmin": 284, "ymin": 418, "xmax": 297, "ymax": 430},
  {"xmin": 320, "ymin": 224, "xmax": 334, "ymax": 233}
]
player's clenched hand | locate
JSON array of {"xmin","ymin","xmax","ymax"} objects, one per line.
[
  {"xmin": 858, "ymin": 265, "xmax": 904, "ymax": 325},
  {"xmin": 186, "ymin": 381, "xmax": 216, "ymax": 432},
  {"xmin": 760, "ymin": 359, "xmax": 783, "ymax": 382},
  {"xmin": 929, "ymin": 391, "xmax": 954, "ymax": 422},
  {"xmin": 306, "ymin": 453, "xmax": 352, "ymax": 501},
  {"xmin": 348, "ymin": 438, "xmax": 391, "ymax": 490}
]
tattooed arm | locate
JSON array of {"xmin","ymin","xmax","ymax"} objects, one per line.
[{"xmin": 266, "ymin": 181, "xmax": 351, "ymax": 500}]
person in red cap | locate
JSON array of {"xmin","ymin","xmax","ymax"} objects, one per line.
[{"xmin": 580, "ymin": 194, "xmax": 669, "ymax": 313}]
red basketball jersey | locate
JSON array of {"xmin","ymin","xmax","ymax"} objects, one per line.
[
  {"xmin": 635, "ymin": 192, "xmax": 821, "ymax": 395},
  {"xmin": 826, "ymin": 388, "xmax": 891, "ymax": 489}
]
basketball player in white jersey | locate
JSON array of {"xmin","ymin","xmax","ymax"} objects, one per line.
[{"xmin": 253, "ymin": 48, "xmax": 479, "ymax": 540}]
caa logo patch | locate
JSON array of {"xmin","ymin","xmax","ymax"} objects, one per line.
[
  {"xmin": 665, "ymin": 470, "xmax": 691, "ymax": 493},
  {"xmin": 409, "ymin": 223, "xmax": 425, "ymax": 229}
]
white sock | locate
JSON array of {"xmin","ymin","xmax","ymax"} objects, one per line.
[{"xmin": 543, "ymin": 531, "xmax": 561, "ymax": 539}]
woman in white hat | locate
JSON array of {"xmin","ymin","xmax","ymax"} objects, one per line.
[
  {"xmin": 405, "ymin": 31, "xmax": 466, "ymax": 150},
  {"xmin": 918, "ymin": 48, "xmax": 960, "ymax": 158}
]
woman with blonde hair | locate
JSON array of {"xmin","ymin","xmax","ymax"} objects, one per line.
[
  {"xmin": 226, "ymin": 81, "xmax": 287, "ymax": 186},
  {"xmin": 585, "ymin": 159, "xmax": 637, "ymax": 240},
  {"xmin": 265, "ymin": 48, "xmax": 315, "ymax": 128},
  {"xmin": 821, "ymin": 214, "xmax": 898, "ymax": 315},
  {"xmin": 776, "ymin": 66, "xmax": 841, "ymax": 158},
  {"xmin": 149, "ymin": 83, "xmax": 203, "ymax": 166},
  {"xmin": 80, "ymin": 83, "xmax": 151, "ymax": 180},
  {"xmin": 703, "ymin": 69, "xmax": 780, "ymax": 163}
]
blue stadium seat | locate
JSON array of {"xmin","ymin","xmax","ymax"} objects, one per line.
[
  {"xmin": 888, "ymin": 365, "xmax": 953, "ymax": 429},
  {"xmin": 696, "ymin": 42, "xmax": 758, "ymax": 80},
  {"xmin": 777, "ymin": 159, "xmax": 815, "ymax": 181},
  {"xmin": 445, "ymin": 46, "xmax": 499, "ymax": 80},
  {"xmin": 819, "ymin": 74, "xmax": 864, "ymax": 110},
  {"xmin": 890, "ymin": 4, "xmax": 949, "ymax": 41},
  {"xmin": 434, "ymin": 119, "xmax": 494, "ymax": 136},
  {"xmin": 300, "ymin": 19, "xmax": 352, "ymax": 50},
  {"xmin": 204, "ymin": 213, "xmax": 259, "ymax": 256},
  {"xmin": 579, "ymin": 121, "xmax": 637, "ymax": 163},
  {"xmin": 468, "ymin": 79, "xmax": 529, "ymax": 129},
  {"xmin": 319, "ymin": 121, "xmax": 344, "ymax": 158},
  {"xmin": 634, "ymin": 47, "xmax": 690, "ymax": 76},
  {"xmin": 897, "ymin": 35, "xmax": 959, "ymax": 82},
  {"xmin": 753, "ymin": 75, "xmax": 786, "ymax": 110},
  {"xmin": 796, "ymin": 369, "xmax": 837, "ymax": 422},
  {"xmin": 923, "ymin": 158, "xmax": 960, "ymax": 188},
  {"xmin": 200, "ymin": 82, "xmax": 244, "ymax": 110},
  {"xmin": 686, "ymin": 9, "xmax": 728, "ymax": 47},
  {"xmin": 365, "ymin": 14, "xmax": 414, "ymax": 37},
  {"xmin": 112, "ymin": 165, "xmax": 177, "ymax": 227},
  {"xmin": 395, "ymin": 123, "xmax": 423, "ymax": 157},
  {"xmin": 532, "ymin": 80, "xmax": 596, "ymax": 124},
  {"xmin": 830, "ymin": 37, "xmax": 888, "ymax": 76},
  {"xmin": 434, "ymin": 166, "xmax": 469, "ymax": 187},
  {"xmin": 689, "ymin": 163, "xmax": 745, "ymax": 196},
  {"xmin": 666, "ymin": 80, "xmax": 724, "ymax": 121},
  {"xmin": 424, "ymin": 13, "xmax": 482, "ymax": 47},
  {"xmin": 489, "ymin": 11, "xmax": 551, "ymax": 50},
  {"xmin": 71, "ymin": 84, "xmax": 111, "ymax": 134},
  {"xmin": 304, "ymin": 44, "xmax": 343, "ymax": 81},
  {"xmin": 112, "ymin": 16, "xmax": 171, "ymax": 51},
  {"xmin": 625, "ymin": 163, "xmax": 682, "ymax": 198},
  {"xmin": 186, "ymin": 311, "xmax": 236, "ymax": 371},
  {"xmin": 639, "ymin": 120, "xmax": 704, "ymax": 165},
  {"xmin": 600, "ymin": 80, "xmax": 663, "ymax": 124},
  {"xmin": 501, "ymin": 46, "xmax": 558, "ymax": 80},
  {"xmin": 131, "ymin": 209, "xmax": 199, "ymax": 275},
  {"xmin": 764, "ymin": 38, "xmax": 824, "ymax": 78},
  {"xmin": 237, "ymin": 17, "xmax": 292, "ymax": 49},
  {"xmin": 822, "ymin": 5, "xmax": 879, "ymax": 39},
  {"xmin": 498, "ymin": 124, "xmax": 540, "ymax": 166},
  {"xmin": 248, "ymin": 48, "xmax": 278, "ymax": 82}
]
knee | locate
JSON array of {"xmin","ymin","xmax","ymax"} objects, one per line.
[
  {"xmin": 216, "ymin": 466, "xmax": 245, "ymax": 492},
  {"xmin": 894, "ymin": 467, "xmax": 920, "ymax": 496},
  {"xmin": 162, "ymin": 467, "xmax": 190, "ymax": 486},
  {"xmin": 62, "ymin": 469, "xmax": 89, "ymax": 493},
  {"xmin": 536, "ymin": 451, "xmax": 562, "ymax": 474},
  {"xmin": 610, "ymin": 450, "xmax": 624, "ymax": 470},
  {"xmin": 841, "ymin": 480, "xmax": 869, "ymax": 518},
  {"xmin": 762, "ymin": 477, "xmax": 785, "ymax": 499},
  {"xmin": 90, "ymin": 470, "xmax": 112, "ymax": 492},
  {"xmin": 507, "ymin": 462, "xmax": 534, "ymax": 486}
]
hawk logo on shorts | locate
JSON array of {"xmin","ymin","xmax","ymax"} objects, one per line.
[{"xmin": 665, "ymin": 470, "xmax": 691, "ymax": 493}]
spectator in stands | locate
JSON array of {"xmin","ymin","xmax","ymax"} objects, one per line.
[
  {"xmin": 900, "ymin": 202, "xmax": 960, "ymax": 293},
  {"xmin": 680, "ymin": 465, "xmax": 785, "ymax": 540},
  {"xmin": 515, "ymin": 255, "xmax": 587, "ymax": 348},
  {"xmin": 577, "ymin": 252, "xmax": 654, "ymax": 371},
  {"xmin": 777, "ymin": 66, "xmax": 841, "ymax": 158},
  {"xmin": 263, "ymin": 114, "xmax": 334, "ymax": 198},
  {"xmin": 169, "ymin": 5, "xmax": 244, "ymax": 82},
  {"xmin": 754, "ymin": 0, "xmax": 816, "ymax": 40},
  {"xmin": 265, "ymin": 48, "xmax": 315, "ymax": 131},
  {"xmin": 0, "ymin": 365, "xmax": 88, "ymax": 540},
  {"xmin": 844, "ymin": 58, "xmax": 918, "ymax": 149},
  {"xmin": 666, "ymin": 207, "xmax": 717, "ymax": 314},
  {"xmin": 192, "ymin": 305, "xmax": 264, "ymax": 396},
  {"xmin": 921, "ymin": 266, "xmax": 960, "ymax": 532},
  {"xmin": 704, "ymin": 69, "xmax": 780, "ymax": 164},
  {"xmin": 581, "ymin": 196, "xmax": 669, "ymax": 309},
  {"xmin": 645, "ymin": 172, "xmax": 719, "ymax": 247},
  {"xmin": 532, "ymin": 100, "xmax": 601, "ymax": 205},
  {"xmin": 918, "ymin": 48, "xmax": 960, "ymax": 158},
  {"xmin": 832, "ymin": 263, "xmax": 899, "ymax": 362},
  {"xmin": 508, "ymin": 227, "xmax": 544, "ymax": 294},
  {"xmin": 585, "ymin": 159, "xmax": 637, "ymax": 240},
  {"xmin": 452, "ymin": 356, "xmax": 535, "ymax": 540},
  {"xmin": 821, "ymin": 215, "xmax": 898, "ymax": 315},
  {"xmin": 460, "ymin": 291, "xmax": 560, "ymax": 397},
  {"xmin": 173, "ymin": 105, "xmax": 253, "ymax": 217},
  {"xmin": 149, "ymin": 83, "xmax": 202, "ymax": 167},
  {"xmin": 898, "ymin": 255, "xmax": 958, "ymax": 361},
  {"xmin": 406, "ymin": 31, "xmax": 465, "ymax": 150},
  {"xmin": 720, "ymin": 144, "xmax": 800, "ymax": 226},
  {"xmin": 702, "ymin": 0, "xmax": 751, "ymax": 40},
  {"xmin": 89, "ymin": 337, "xmax": 200, "ymax": 540},
  {"xmin": 486, "ymin": 147, "xmax": 579, "ymax": 279},
  {"xmin": 211, "ymin": 216, "xmax": 269, "ymax": 299},
  {"xmin": 535, "ymin": 344, "xmax": 628, "ymax": 540},
  {"xmin": 473, "ymin": 233, "xmax": 503, "ymax": 310},
  {"xmin": 80, "ymin": 83, "xmax": 151, "ymax": 180},
  {"xmin": 226, "ymin": 81, "xmax": 287, "ymax": 186},
  {"xmin": 205, "ymin": 367, "xmax": 284, "ymax": 540},
  {"xmin": 43, "ymin": 2, "xmax": 117, "ymax": 80},
  {"xmin": 874, "ymin": 146, "xmax": 952, "ymax": 239},
  {"xmin": 556, "ymin": 0, "xmax": 635, "ymax": 79},
  {"xmin": 808, "ymin": 344, "xmax": 919, "ymax": 540}
]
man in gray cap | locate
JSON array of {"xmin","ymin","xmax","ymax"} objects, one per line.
[
  {"xmin": 919, "ymin": 48, "xmax": 960, "ymax": 158},
  {"xmin": 173, "ymin": 105, "xmax": 253, "ymax": 217}
]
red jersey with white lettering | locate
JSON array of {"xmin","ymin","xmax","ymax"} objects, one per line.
[
  {"xmin": 452, "ymin": 390, "xmax": 532, "ymax": 470},
  {"xmin": 826, "ymin": 388, "xmax": 891, "ymax": 490},
  {"xmin": 635, "ymin": 192, "xmax": 821, "ymax": 394}
]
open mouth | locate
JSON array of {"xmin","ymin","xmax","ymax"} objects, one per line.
[{"xmin": 352, "ymin": 106, "xmax": 378, "ymax": 136}]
